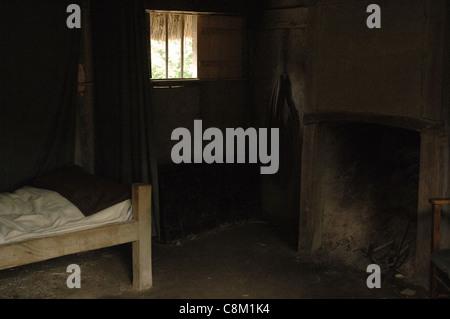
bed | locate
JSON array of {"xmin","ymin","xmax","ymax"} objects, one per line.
[{"xmin": 0, "ymin": 166, "xmax": 152, "ymax": 290}]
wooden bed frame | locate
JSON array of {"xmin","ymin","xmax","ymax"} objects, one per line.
[{"xmin": 0, "ymin": 183, "xmax": 152, "ymax": 290}]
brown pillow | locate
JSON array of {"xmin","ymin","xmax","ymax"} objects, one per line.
[{"xmin": 31, "ymin": 166, "xmax": 131, "ymax": 217}]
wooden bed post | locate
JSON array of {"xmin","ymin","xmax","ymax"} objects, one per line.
[{"xmin": 132, "ymin": 184, "xmax": 153, "ymax": 290}]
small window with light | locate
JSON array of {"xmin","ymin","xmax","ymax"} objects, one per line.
[
  {"xmin": 149, "ymin": 12, "xmax": 197, "ymax": 80},
  {"xmin": 147, "ymin": 10, "xmax": 245, "ymax": 82}
]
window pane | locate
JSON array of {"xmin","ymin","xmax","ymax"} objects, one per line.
[
  {"xmin": 151, "ymin": 39, "xmax": 166, "ymax": 79},
  {"xmin": 150, "ymin": 12, "xmax": 167, "ymax": 79},
  {"xmin": 168, "ymin": 39, "xmax": 182, "ymax": 78},
  {"xmin": 184, "ymin": 36, "xmax": 196, "ymax": 78},
  {"xmin": 167, "ymin": 14, "xmax": 182, "ymax": 79},
  {"xmin": 183, "ymin": 15, "xmax": 197, "ymax": 78},
  {"xmin": 149, "ymin": 12, "xmax": 197, "ymax": 79}
]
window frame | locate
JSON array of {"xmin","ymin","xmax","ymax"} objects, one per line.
[
  {"xmin": 146, "ymin": 10, "xmax": 246, "ymax": 87},
  {"xmin": 147, "ymin": 10, "xmax": 198, "ymax": 81}
]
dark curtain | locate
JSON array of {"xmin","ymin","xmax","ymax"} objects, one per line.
[
  {"xmin": 0, "ymin": 0, "xmax": 81, "ymax": 192},
  {"xmin": 91, "ymin": 0, "xmax": 160, "ymax": 239}
]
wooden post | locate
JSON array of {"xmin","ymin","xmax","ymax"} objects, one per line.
[
  {"xmin": 433, "ymin": 203, "xmax": 442, "ymax": 252},
  {"xmin": 430, "ymin": 202, "xmax": 441, "ymax": 297},
  {"xmin": 132, "ymin": 184, "xmax": 153, "ymax": 290},
  {"xmin": 298, "ymin": 123, "xmax": 324, "ymax": 252},
  {"xmin": 416, "ymin": 133, "xmax": 441, "ymax": 288},
  {"xmin": 75, "ymin": 0, "xmax": 96, "ymax": 173}
]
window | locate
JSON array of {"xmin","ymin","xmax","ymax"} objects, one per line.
[
  {"xmin": 148, "ymin": 11, "xmax": 245, "ymax": 81},
  {"xmin": 149, "ymin": 12, "xmax": 197, "ymax": 80}
]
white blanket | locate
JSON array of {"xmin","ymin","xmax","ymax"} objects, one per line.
[{"xmin": 0, "ymin": 186, "xmax": 132, "ymax": 245}]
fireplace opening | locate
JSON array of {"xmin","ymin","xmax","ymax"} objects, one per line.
[{"xmin": 318, "ymin": 123, "xmax": 420, "ymax": 281}]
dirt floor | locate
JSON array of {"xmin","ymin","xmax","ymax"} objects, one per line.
[{"xmin": 0, "ymin": 220, "xmax": 431, "ymax": 300}]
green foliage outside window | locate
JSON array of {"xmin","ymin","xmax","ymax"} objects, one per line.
[{"xmin": 151, "ymin": 38, "xmax": 195, "ymax": 79}]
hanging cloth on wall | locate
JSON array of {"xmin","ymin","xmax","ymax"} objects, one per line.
[
  {"xmin": 267, "ymin": 75, "xmax": 299, "ymax": 187},
  {"xmin": 0, "ymin": 0, "xmax": 81, "ymax": 192},
  {"xmin": 91, "ymin": 0, "xmax": 161, "ymax": 240}
]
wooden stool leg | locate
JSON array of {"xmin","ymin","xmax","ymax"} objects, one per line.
[
  {"xmin": 431, "ymin": 264, "xmax": 438, "ymax": 298},
  {"xmin": 430, "ymin": 203, "xmax": 441, "ymax": 298}
]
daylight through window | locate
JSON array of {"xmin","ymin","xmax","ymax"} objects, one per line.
[{"xmin": 149, "ymin": 12, "xmax": 197, "ymax": 80}]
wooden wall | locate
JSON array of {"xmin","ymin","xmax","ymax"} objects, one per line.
[
  {"xmin": 250, "ymin": 4, "xmax": 309, "ymax": 243},
  {"xmin": 307, "ymin": 0, "xmax": 445, "ymax": 123},
  {"xmin": 147, "ymin": 1, "xmax": 258, "ymax": 241}
]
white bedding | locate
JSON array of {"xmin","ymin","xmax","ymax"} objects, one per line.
[{"xmin": 0, "ymin": 186, "xmax": 132, "ymax": 245}]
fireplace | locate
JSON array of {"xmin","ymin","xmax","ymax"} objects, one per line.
[
  {"xmin": 295, "ymin": 0, "xmax": 449, "ymax": 290},
  {"xmin": 319, "ymin": 122, "xmax": 420, "ymax": 279},
  {"xmin": 298, "ymin": 112, "xmax": 446, "ymax": 287}
]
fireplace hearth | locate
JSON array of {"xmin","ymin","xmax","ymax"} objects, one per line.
[{"xmin": 316, "ymin": 123, "xmax": 420, "ymax": 280}]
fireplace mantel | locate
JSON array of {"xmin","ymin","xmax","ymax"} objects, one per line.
[{"xmin": 302, "ymin": 112, "xmax": 443, "ymax": 135}]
